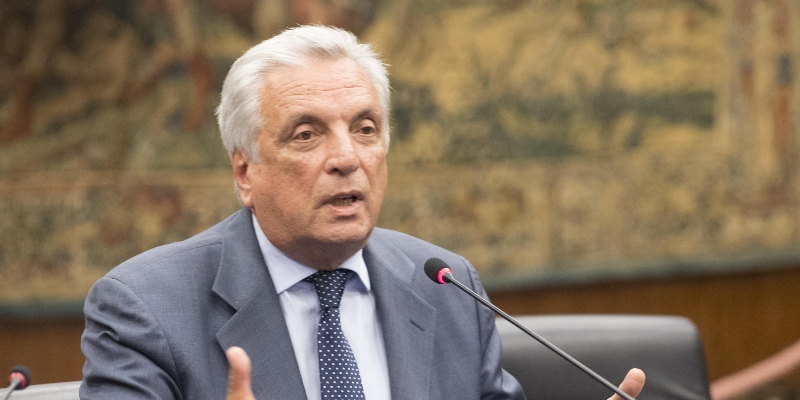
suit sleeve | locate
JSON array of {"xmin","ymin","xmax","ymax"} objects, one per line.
[
  {"xmin": 81, "ymin": 276, "xmax": 183, "ymax": 400},
  {"xmin": 461, "ymin": 257, "xmax": 527, "ymax": 400}
]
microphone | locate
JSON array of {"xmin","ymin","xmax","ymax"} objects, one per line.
[
  {"xmin": 424, "ymin": 258, "xmax": 636, "ymax": 400},
  {"xmin": 2, "ymin": 365, "xmax": 32, "ymax": 400}
]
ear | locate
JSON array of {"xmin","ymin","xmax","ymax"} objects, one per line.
[{"xmin": 232, "ymin": 150, "xmax": 255, "ymax": 208}]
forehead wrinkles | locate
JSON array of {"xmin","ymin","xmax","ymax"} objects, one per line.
[
  {"xmin": 273, "ymin": 81, "xmax": 376, "ymax": 111},
  {"xmin": 261, "ymin": 61, "xmax": 379, "ymax": 118}
]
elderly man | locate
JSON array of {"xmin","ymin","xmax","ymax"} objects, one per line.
[{"xmin": 81, "ymin": 26, "xmax": 645, "ymax": 399}]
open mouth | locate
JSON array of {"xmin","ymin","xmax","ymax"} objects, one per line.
[
  {"xmin": 328, "ymin": 192, "xmax": 363, "ymax": 207},
  {"xmin": 331, "ymin": 195, "xmax": 358, "ymax": 206}
]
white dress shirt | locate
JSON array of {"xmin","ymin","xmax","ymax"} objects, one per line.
[{"xmin": 252, "ymin": 215, "xmax": 391, "ymax": 400}]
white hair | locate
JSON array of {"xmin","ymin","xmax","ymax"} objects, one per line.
[{"xmin": 216, "ymin": 25, "xmax": 391, "ymax": 162}]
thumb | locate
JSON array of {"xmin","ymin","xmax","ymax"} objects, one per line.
[
  {"xmin": 226, "ymin": 346, "xmax": 255, "ymax": 400},
  {"xmin": 608, "ymin": 368, "xmax": 645, "ymax": 400}
]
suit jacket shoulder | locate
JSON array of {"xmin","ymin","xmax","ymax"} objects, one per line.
[{"xmin": 81, "ymin": 209, "xmax": 294, "ymax": 399}]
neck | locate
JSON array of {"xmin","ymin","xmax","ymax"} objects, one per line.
[
  {"xmin": 279, "ymin": 240, "xmax": 364, "ymax": 271},
  {"xmin": 250, "ymin": 211, "xmax": 370, "ymax": 270}
]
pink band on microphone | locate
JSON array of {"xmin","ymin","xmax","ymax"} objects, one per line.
[
  {"xmin": 9, "ymin": 372, "xmax": 27, "ymax": 388},
  {"xmin": 437, "ymin": 268, "xmax": 452, "ymax": 284}
]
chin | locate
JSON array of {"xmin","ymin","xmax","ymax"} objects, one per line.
[{"xmin": 321, "ymin": 224, "xmax": 373, "ymax": 246}]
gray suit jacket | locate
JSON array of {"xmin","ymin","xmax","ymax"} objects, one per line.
[{"xmin": 81, "ymin": 208, "xmax": 524, "ymax": 399}]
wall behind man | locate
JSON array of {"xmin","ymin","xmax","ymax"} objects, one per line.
[
  {"xmin": 1, "ymin": 0, "xmax": 799, "ymax": 390},
  {"xmin": 2, "ymin": 0, "xmax": 800, "ymax": 307}
]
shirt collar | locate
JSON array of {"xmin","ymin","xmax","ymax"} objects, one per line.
[{"xmin": 252, "ymin": 214, "xmax": 371, "ymax": 294}]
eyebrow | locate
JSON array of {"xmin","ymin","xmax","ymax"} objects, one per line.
[{"xmin": 291, "ymin": 114, "xmax": 325, "ymax": 127}]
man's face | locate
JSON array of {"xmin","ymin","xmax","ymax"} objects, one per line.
[{"xmin": 234, "ymin": 57, "xmax": 388, "ymax": 267}]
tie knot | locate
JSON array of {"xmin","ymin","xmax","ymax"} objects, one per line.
[{"xmin": 305, "ymin": 269, "xmax": 351, "ymax": 309}]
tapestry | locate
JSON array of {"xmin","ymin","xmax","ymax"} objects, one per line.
[{"xmin": 1, "ymin": 0, "xmax": 799, "ymax": 308}]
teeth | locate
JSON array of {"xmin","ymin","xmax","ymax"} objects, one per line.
[{"xmin": 332, "ymin": 197, "xmax": 354, "ymax": 206}]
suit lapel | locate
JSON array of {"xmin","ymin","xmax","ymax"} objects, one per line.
[
  {"xmin": 212, "ymin": 208, "xmax": 307, "ymax": 399},
  {"xmin": 365, "ymin": 233, "xmax": 437, "ymax": 400}
]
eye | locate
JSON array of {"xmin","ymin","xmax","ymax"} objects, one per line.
[
  {"xmin": 295, "ymin": 130, "xmax": 314, "ymax": 141},
  {"xmin": 357, "ymin": 124, "xmax": 377, "ymax": 136}
]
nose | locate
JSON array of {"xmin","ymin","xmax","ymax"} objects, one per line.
[{"xmin": 324, "ymin": 129, "xmax": 359, "ymax": 176}]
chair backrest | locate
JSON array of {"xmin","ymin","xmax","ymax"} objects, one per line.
[
  {"xmin": 5, "ymin": 381, "xmax": 80, "ymax": 400},
  {"xmin": 497, "ymin": 315, "xmax": 712, "ymax": 400}
]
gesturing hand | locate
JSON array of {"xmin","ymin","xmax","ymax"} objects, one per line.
[{"xmin": 222, "ymin": 345, "xmax": 645, "ymax": 400}]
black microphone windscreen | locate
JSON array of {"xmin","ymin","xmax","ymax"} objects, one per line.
[
  {"xmin": 424, "ymin": 257, "xmax": 450, "ymax": 283},
  {"xmin": 9, "ymin": 365, "xmax": 32, "ymax": 389}
]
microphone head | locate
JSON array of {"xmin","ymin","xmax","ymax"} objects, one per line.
[
  {"xmin": 424, "ymin": 257, "xmax": 452, "ymax": 284},
  {"xmin": 8, "ymin": 365, "xmax": 32, "ymax": 389}
]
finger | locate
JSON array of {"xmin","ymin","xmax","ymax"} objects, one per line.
[
  {"xmin": 608, "ymin": 368, "xmax": 646, "ymax": 400},
  {"xmin": 226, "ymin": 346, "xmax": 255, "ymax": 400}
]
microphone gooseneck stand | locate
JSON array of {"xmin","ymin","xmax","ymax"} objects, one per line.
[{"xmin": 424, "ymin": 257, "xmax": 636, "ymax": 400}]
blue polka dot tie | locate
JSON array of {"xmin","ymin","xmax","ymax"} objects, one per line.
[{"xmin": 305, "ymin": 269, "xmax": 366, "ymax": 399}]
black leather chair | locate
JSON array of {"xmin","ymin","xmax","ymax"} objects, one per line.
[{"xmin": 497, "ymin": 315, "xmax": 713, "ymax": 400}]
